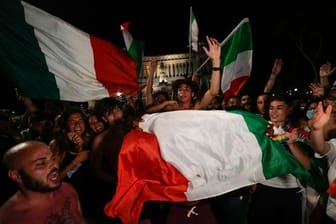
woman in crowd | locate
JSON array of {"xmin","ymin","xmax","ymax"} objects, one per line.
[
  {"xmin": 249, "ymin": 94, "xmax": 312, "ymax": 224},
  {"xmin": 49, "ymin": 107, "xmax": 92, "ymax": 220}
]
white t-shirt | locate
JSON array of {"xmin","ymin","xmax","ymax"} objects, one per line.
[{"xmin": 316, "ymin": 139, "xmax": 336, "ymax": 221}]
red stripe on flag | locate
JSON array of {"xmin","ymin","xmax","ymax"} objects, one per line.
[
  {"xmin": 121, "ymin": 21, "xmax": 131, "ymax": 30},
  {"xmin": 104, "ymin": 130, "xmax": 189, "ymax": 224},
  {"xmin": 90, "ymin": 36, "xmax": 140, "ymax": 96},
  {"xmin": 223, "ymin": 76, "xmax": 249, "ymax": 99}
]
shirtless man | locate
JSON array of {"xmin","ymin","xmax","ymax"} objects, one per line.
[
  {"xmin": 0, "ymin": 140, "xmax": 86, "ymax": 224},
  {"xmin": 144, "ymin": 35, "xmax": 221, "ymax": 113}
]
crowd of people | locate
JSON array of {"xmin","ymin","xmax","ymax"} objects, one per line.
[{"xmin": 0, "ymin": 35, "xmax": 336, "ymax": 224}]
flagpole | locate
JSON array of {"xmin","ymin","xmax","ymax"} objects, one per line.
[
  {"xmin": 193, "ymin": 17, "xmax": 249, "ymax": 73},
  {"xmin": 188, "ymin": 6, "xmax": 192, "ymax": 78}
]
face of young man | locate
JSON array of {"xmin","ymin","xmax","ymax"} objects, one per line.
[
  {"xmin": 268, "ymin": 100, "xmax": 290, "ymax": 126},
  {"xmin": 16, "ymin": 144, "xmax": 61, "ymax": 192},
  {"xmin": 177, "ymin": 84, "xmax": 194, "ymax": 103},
  {"xmin": 19, "ymin": 167, "xmax": 60, "ymax": 192}
]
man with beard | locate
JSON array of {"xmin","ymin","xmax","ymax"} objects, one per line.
[{"xmin": 0, "ymin": 140, "xmax": 86, "ymax": 224}]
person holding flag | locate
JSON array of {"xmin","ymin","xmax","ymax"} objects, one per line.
[
  {"xmin": 103, "ymin": 34, "xmax": 221, "ymax": 224},
  {"xmin": 191, "ymin": 17, "xmax": 252, "ymax": 102},
  {"xmin": 103, "ymin": 104, "xmax": 319, "ymax": 224},
  {"xmin": 146, "ymin": 32, "xmax": 251, "ymax": 224},
  {"xmin": 249, "ymin": 94, "xmax": 314, "ymax": 224},
  {"xmin": 105, "ymin": 26, "xmax": 317, "ymax": 223}
]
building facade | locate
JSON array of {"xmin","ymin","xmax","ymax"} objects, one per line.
[{"xmin": 140, "ymin": 52, "xmax": 211, "ymax": 97}]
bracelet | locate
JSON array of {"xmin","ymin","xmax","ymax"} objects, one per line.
[
  {"xmin": 271, "ymin": 133, "xmax": 288, "ymax": 143},
  {"xmin": 212, "ymin": 67, "xmax": 221, "ymax": 71}
]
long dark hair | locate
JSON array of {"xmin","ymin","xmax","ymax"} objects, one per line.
[{"xmin": 52, "ymin": 107, "xmax": 90, "ymax": 155}]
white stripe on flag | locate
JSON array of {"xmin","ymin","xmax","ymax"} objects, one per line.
[
  {"xmin": 140, "ymin": 110, "xmax": 265, "ymax": 201},
  {"xmin": 22, "ymin": 1, "xmax": 109, "ymax": 101},
  {"xmin": 221, "ymin": 50, "xmax": 253, "ymax": 93}
]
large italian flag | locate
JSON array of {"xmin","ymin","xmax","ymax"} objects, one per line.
[
  {"xmin": 104, "ymin": 110, "xmax": 320, "ymax": 224},
  {"xmin": 0, "ymin": 0, "xmax": 139, "ymax": 102}
]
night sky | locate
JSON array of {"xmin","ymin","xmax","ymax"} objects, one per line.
[{"xmin": 1, "ymin": 0, "xmax": 336, "ymax": 110}]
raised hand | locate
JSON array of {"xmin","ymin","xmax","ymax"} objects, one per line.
[
  {"xmin": 271, "ymin": 58, "xmax": 283, "ymax": 76},
  {"xmin": 202, "ymin": 36, "xmax": 221, "ymax": 66},
  {"xmin": 309, "ymin": 101, "xmax": 332, "ymax": 131},
  {"xmin": 308, "ymin": 82, "xmax": 325, "ymax": 98},
  {"xmin": 320, "ymin": 61, "xmax": 336, "ymax": 78}
]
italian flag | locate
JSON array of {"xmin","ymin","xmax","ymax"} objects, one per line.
[
  {"xmin": 104, "ymin": 110, "xmax": 319, "ymax": 224},
  {"xmin": 0, "ymin": 0, "xmax": 139, "ymax": 102},
  {"xmin": 189, "ymin": 7, "xmax": 199, "ymax": 52},
  {"xmin": 120, "ymin": 22, "xmax": 144, "ymax": 76},
  {"xmin": 220, "ymin": 17, "xmax": 253, "ymax": 99}
]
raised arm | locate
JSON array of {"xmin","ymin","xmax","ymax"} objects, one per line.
[
  {"xmin": 197, "ymin": 36, "xmax": 221, "ymax": 109},
  {"xmin": 145, "ymin": 100, "xmax": 178, "ymax": 114},
  {"xmin": 145, "ymin": 60, "xmax": 158, "ymax": 106},
  {"xmin": 263, "ymin": 58, "xmax": 283, "ymax": 93}
]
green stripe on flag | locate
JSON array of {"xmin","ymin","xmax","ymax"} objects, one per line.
[
  {"xmin": 121, "ymin": 22, "xmax": 144, "ymax": 76},
  {"xmin": 128, "ymin": 39, "xmax": 144, "ymax": 75},
  {"xmin": 220, "ymin": 21, "xmax": 253, "ymax": 68},
  {"xmin": 0, "ymin": 0, "xmax": 60, "ymax": 99},
  {"xmin": 230, "ymin": 109, "xmax": 324, "ymax": 191},
  {"xmin": 191, "ymin": 11, "xmax": 196, "ymax": 23}
]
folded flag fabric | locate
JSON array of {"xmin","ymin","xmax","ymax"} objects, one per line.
[
  {"xmin": 0, "ymin": 0, "xmax": 139, "ymax": 102},
  {"xmin": 104, "ymin": 109, "xmax": 317, "ymax": 224},
  {"xmin": 220, "ymin": 17, "xmax": 253, "ymax": 99}
]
